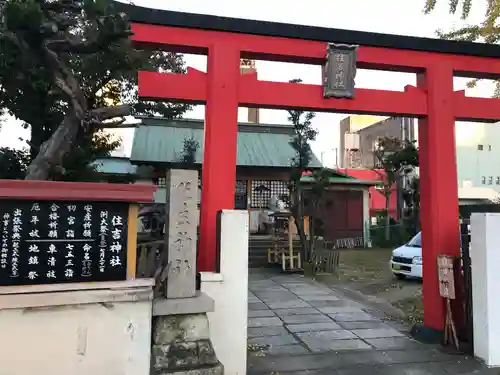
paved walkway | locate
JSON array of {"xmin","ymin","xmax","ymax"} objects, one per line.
[{"xmin": 247, "ymin": 271, "xmax": 495, "ymax": 375}]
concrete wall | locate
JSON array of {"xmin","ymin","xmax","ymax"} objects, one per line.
[
  {"xmin": 0, "ymin": 280, "xmax": 154, "ymax": 375},
  {"xmin": 471, "ymin": 213, "xmax": 500, "ymax": 367},
  {"xmin": 201, "ymin": 210, "xmax": 249, "ymax": 375}
]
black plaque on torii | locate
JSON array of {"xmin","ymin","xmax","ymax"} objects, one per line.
[{"xmin": 323, "ymin": 43, "xmax": 358, "ymax": 99}]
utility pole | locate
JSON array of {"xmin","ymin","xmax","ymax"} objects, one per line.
[{"xmin": 332, "ymin": 148, "xmax": 338, "ymax": 168}]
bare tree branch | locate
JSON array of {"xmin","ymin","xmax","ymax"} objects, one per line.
[
  {"xmin": 45, "ymin": 12, "xmax": 132, "ymax": 54},
  {"xmin": 45, "ymin": 30, "xmax": 133, "ymax": 54},
  {"xmin": 90, "ymin": 104, "xmax": 132, "ymax": 122}
]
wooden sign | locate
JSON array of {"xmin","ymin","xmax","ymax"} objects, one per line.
[
  {"xmin": 437, "ymin": 255, "xmax": 456, "ymax": 300},
  {"xmin": 0, "ymin": 200, "xmax": 130, "ymax": 286}
]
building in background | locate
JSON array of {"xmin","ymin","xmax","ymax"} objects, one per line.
[
  {"xmin": 455, "ymin": 122, "xmax": 500, "ymax": 200},
  {"xmin": 339, "ymin": 115, "xmax": 386, "ymax": 168},
  {"xmin": 240, "ymin": 59, "xmax": 260, "ymax": 124},
  {"xmin": 338, "ymin": 115, "xmax": 416, "ymax": 220},
  {"xmin": 339, "ymin": 116, "xmax": 415, "ymax": 169},
  {"xmin": 339, "ymin": 115, "xmax": 500, "ymax": 209}
]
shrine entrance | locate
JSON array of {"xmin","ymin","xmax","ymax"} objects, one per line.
[{"xmin": 117, "ymin": 3, "xmax": 500, "ymax": 333}]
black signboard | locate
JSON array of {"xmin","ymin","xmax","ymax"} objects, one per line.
[{"xmin": 0, "ymin": 200, "xmax": 129, "ymax": 286}]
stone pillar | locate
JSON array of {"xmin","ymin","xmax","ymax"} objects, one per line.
[
  {"xmin": 471, "ymin": 213, "xmax": 500, "ymax": 367},
  {"xmin": 165, "ymin": 169, "xmax": 198, "ymax": 299}
]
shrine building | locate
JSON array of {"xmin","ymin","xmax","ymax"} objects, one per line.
[{"xmin": 95, "ymin": 116, "xmax": 375, "ymax": 242}]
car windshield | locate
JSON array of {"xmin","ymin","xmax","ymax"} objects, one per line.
[{"xmin": 407, "ymin": 232, "xmax": 422, "ymax": 247}]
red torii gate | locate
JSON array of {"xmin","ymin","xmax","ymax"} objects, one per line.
[{"xmin": 117, "ymin": 3, "xmax": 500, "ymax": 333}]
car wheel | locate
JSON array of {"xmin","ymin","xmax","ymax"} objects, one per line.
[{"xmin": 395, "ymin": 274, "xmax": 406, "ymax": 280}]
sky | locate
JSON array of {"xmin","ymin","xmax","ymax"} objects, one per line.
[{"xmin": 0, "ymin": 0, "xmax": 492, "ymax": 168}]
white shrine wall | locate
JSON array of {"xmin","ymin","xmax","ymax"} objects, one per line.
[
  {"xmin": 201, "ymin": 210, "xmax": 249, "ymax": 375},
  {"xmin": 471, "ymin": 213, "xmax": 500, "ymax": 367},
  {"xmin": 0, "ymin": 279, "xmax": 154, "ymax": 375}
]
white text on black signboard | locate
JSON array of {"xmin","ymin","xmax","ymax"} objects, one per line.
[{"xmin": 0, "ymin": 200, "xmax": 129, "ymax": 286}]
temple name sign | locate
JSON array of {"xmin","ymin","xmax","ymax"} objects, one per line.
[
  {"xmin": 323, "ymin": 43, "xmax": 358, "ymax": 99},
  {"xmin": 0, "ymin": 200, "xmax": 129, "ymax": 286}
]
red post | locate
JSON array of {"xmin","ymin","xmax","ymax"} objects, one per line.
[
  {"xmin": 198, "ymin": 43, "xmax": 240, "ymax": 272},
  {"xmin": 417, "ymin": 63, "xmax": 461, "ymax": 332}
]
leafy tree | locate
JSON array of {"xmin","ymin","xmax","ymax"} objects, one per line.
[
  {"xmin": 0, "ymin": 147, "xmax": 29, "ymax": 179},
  {"xmin": 424, "ymin": 0, "xmax": 500, "ymax": 93},
  {"xmin": 301, "ymin": 168, "xmax": 333, "ymax": 256},
  {"xmin": 0, "ymin": 0, "xmax": 190, "ymax": 181},
  {"xmin": 177, "ymin": 136, "xmax": 200, "ymax": 165},
  {"xmin": 403, "ymin": 176, "xmax": 421, "ymax": 232},
  {"xmin": 372, "ymin": 137, "xmax": 419, "ymax": 241},
  {"xmin": 287, "ymin": 78, "xmax": 321, "ymax": 264},
  {"xmin": 424, "ymin": 0, "xmax": 495, "ymax": 39}
]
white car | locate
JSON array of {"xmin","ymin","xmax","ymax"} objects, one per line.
[{"xmin": 390, "ymin": 232, "xmax": 422, "ymax": 280}]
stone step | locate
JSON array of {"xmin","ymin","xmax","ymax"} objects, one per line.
[{"xmin": 157, "ymin": 363, "xmax": 223, "ymax": 375}]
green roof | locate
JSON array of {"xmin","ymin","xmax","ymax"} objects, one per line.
[
  {"xmin": 130, "ymin": 118, "xmax": 322, "ymax": 168},
  {"xmin": 300, "ymin": 170, "xmax": 375, "ymax": 185}
]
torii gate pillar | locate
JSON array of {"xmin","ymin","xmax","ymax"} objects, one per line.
[
  {"xmin": 418, "ymin": 63, "xmax": 462, "ymax": 332},
  {"xmin": 198, "ymin": 45, "xmax": 240, "ymax": 272}
]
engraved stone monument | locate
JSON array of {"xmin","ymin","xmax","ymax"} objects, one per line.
[
  {"xmin": 164, "ymin": 169, "xmax": 198, "ymax": 299},
  {"xmin": 323, "ymin": 43, "xmax": 358, "ymax": 99}
]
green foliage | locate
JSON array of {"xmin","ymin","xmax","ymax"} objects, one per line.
[
  {"xmin": 370, "ymin": 223, "xmax": 411, "ymax": 248},
  {"xmin": 373, "ymin": 137, "xmax": 419, "ymax": 196},
  {"xmin": 307, "ymin": 169, "xmax": 332, "ymax": 204},
  {"xmin": 288, "ymin": 79, "xmax": 318, "ymax": 175},
  {"xmin": 0, "ymin": 147, "xmax": 30, "ymax": 179},
  {"xmin": 424, "ymin": 0, "xmax": 473, "ymax": 20},
  {"xmin": 402, "ymin": 176, "xmax": 420, "ymax": 211},
  {"xmin": 0, "ymin": 0, "xmax": 190, "ymax": 180},
  {"xmin": 425, "ymin": 0, "xmax": 500, "ymax": 95},
  {"xmin": 424, "ymin": 0, "xmax": 500, "ymax": 43},
  {"xmin": 287, "ymin": 78, "xmax": 328, "ymax": 264},
  {"xmin": 373, "ymin": 137, "xmax": 419, "ymax": 241},
  {"xmin": 50, "ymin": 130, "xmax": 121, "ymax": 181},
  {"xmin": 402, "ymin": 176, "xmax": 421, "ymax": 233},
  {"xmin": 177, "ymin": 136, "xmax": 200, "ymax": 165}
]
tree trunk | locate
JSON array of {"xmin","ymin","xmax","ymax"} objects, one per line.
[
  {"xmin": 294, "ymin": 212, "xmax": 308, "ymax": 261},
  {"xmin": 308, "ymin": 215, "xmax": 315, "ymax": 257},
  {"xmin": 308, "ymin": 200, "xmax": 320, "ymax": 261},
  {"xmin": 384, "ymin": 193, "xmax": 391, "ymax": 242},
  {"xmin": 291, "ymin": 183, "xmax": 309, "ymax": 262},
  {"xmin": 24, "ymin": 103, "xmax": 131, "ymax": 180},
  {"xmin": 25, "ymin": 114, "xmax": 79, "ymax": 180}
]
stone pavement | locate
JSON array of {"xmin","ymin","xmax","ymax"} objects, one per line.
[{"xmin": 247, "ymin": 271, "xmax": 497, "ymax": 375}]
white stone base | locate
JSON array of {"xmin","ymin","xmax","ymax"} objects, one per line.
[
  {"xmin": 0, "ymin": 279, "xmax": 154, "ymax": 375},
  {"xmin": 202, "ymin": 210, "xmax": 249, "ymax": 375}
]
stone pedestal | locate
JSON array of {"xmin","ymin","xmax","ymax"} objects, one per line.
[{"xmin": 151, "ymin": 293, "xmax": 223, "ymax": 375}]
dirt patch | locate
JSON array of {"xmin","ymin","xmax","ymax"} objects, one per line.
[{"xmin": 316, "ymin": 248, "xmax": 424, "ymax": 325}]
